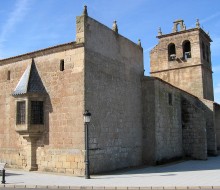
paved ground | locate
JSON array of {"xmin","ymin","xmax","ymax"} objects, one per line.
[{"xmin": 1, "ymin": 156, "xmax": 220, "ymax": 189}]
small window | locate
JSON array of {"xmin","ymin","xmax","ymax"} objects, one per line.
[
  {"xmin": 60, "ymin": 59, "xmax": 64, "ymax": 71},
  {"xmin": 7, "ymin": 70, "xmax": 10, "ymax": 80},
  {"xmin": 31, "ymin": 101, "xmax": 44, "ymax": 124},
  {"xmin": 168, "ymin": 93, "xmax": 173, "ymax": 106},
  {"xmin": 183, "ymin": 40, "xmax": 191, "ymax": 59},
  {"xmin": 16, "ymin": 101, "xmax": 26, "ymax": 124},
  {"xmin": 168, "ymin": 43, "xmax": 176, "ymax": 61},
  {"xmin": 206, "ymin": 45, "xmax": 209, "ymax": 63},
  {"xmin": 202, "ymin": 42, "xmax": 206, "ymax": 60}
]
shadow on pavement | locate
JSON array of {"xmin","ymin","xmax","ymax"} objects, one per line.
[
  {"xmin": 5, "ymin": 172, "xmax": 23, "ymax": 177},
  {"xmin": 94, "ymin": 156, "xmax": 220, "ymax": 176}
]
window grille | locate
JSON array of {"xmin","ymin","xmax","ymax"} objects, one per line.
[
  {"xmin": 31, "ymin": 101, "xmax": 44, "ymax": 124},
  {"xmin": 16, "ymin": 101, "xmax": 26, "ymax": 124}
]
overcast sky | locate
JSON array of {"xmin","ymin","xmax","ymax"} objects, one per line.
[{"xmin": 0, "ymin": 0, "xmax": 220, "ymax": 102}]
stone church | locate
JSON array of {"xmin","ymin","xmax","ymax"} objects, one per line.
[{"xmin": 0, "ymin": 7, "xmax": 220, "ymax": 176}]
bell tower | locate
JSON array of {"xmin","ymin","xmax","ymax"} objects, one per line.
[{"xmin": 150, "ymin": 19, "xmax": 214, "ymax": 101}]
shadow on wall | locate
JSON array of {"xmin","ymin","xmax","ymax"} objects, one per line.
[
  {"xmin": 39, "ymin": 93, "xmax": 53, "ymax": 146},
  {"xmin": 32, "ymin": 62, "xmax": 53, "ymax": 146},
  {"xmin": 27, "ymin": 60, "xmax": 53, "ymax": 147}
]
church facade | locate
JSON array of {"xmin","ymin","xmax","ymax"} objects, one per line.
[{"xmin": 0, "ymin": 7, "xmax": 219, "ymax": 176}]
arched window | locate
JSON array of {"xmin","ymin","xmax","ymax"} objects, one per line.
[
  {"xmin": 183, "ymin": 40, "xmax": 191, "ymax": 59},
  {"xmin": 168, "ymin": 43, "xmax": 176, "ymax": 61},
  {"xmin": 176, "ymin": 23, "xmax": 181, "ymax": 32},
  {"xmin": 202, "ymin": 42, "xmax": 206, "ymax": 60}
]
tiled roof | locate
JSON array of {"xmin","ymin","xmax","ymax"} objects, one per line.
[{"xmin": 12, "ymin": 59, "xmax": 46, "ymax": 96}]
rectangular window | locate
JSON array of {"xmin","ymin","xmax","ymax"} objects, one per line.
[
  {"xmin": 16, "ymin": 101, "xmax": 26, "ymax": 124},
  {"xmin": 168, "ymin": 93, "xmax": 173, "ymax": 106},
  {"xmin": 7, "ymin": 70, "xmax": 11, "ymax": 80},
  {"xmin": 60, "ymin": 59, "xmax": 64, "ymax": 71},
  {"xmin": 31, "ymin": 101, "xmax": 44, "ymax": 124}
]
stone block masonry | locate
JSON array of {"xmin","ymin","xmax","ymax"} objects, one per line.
[
  {"xmin": 215, "ymin": 103, "xmax": 220, "ymax": 149},
  {"xmin": 83, "ymin": 15, "xmax": 144, "ymax": 173},
  {"xmin": 0, "ymin": 9, "xmax": 219, "ymax": 175},
  {"xmin": 142, "ymin": 77, "xmax": 208, "ymax": 163},
  {"xmin": 0, "ymin": 43, "xmax": 86, "ymax": 175},
  {"xmin": 182, "ymin": 98, "xmax": 207, "ymax": 160},
  {"xmin": 150, "ymin": 21, "xmax": 213, "ymax": 101},
  {"xmin": 0, "ymin": 11, "xmax": 144, "ymax": 175}
]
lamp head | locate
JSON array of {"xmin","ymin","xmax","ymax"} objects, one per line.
[{"xmin": 83, "ymin": 110, "xmax": 91, "ymax": 123}]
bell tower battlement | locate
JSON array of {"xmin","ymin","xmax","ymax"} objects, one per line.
[{"xmin": 150, "ymin": 19, "xmax": 214, "ymax": 101}]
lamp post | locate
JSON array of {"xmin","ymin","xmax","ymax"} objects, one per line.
[{"xmin": 83, "ymin": 110, "xmax": 91, "ymax": 179}]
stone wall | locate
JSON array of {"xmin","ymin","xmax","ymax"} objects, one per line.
[
  {"xmin": 151, "ymin": 66, "xmax": 204, "ymax": 102},
  {"xmin": 142, "ymin": 77, "xmax": 183, "ymax": 164},
  {"xmin": 149, "ymin": 25, "xmax": 215, "ymax": 158},
  {"xmin": 142, "ymin": 77, "xmax": 208, "ymax": 164},
  {"xmin": 202, "ymin": 67, "xmax": 214, "ymax": 101},
  {"xmin": 215, "ymin": 103, "xmax": 220, "ymax": 149},
  {"xmin": 0, "ymin": 43, "xmax": 86, "ymax": 175},
  {"xmin": 142, "ymin": 77, "xmax": 156, "ymax": 165},
  {"xmin": 200, "ymin": 33, "xmax": 214, "ymax": 100},
  {"xmin": 0, "ymin": 59, "xmax": 21, "ymax": 167},
  {"xmin": 154, "ymin": 79, "xmax": 183, "ymax": 163},
  {"xmin": 182, "ymin": 98, "xmax": 207, "ymax": 159},
  {"xmin": 201, "ymin": 99, "xmax": 217, "ymax": 155},
  {"xmin": 81, "ymin": 15, "xmax": 144, "ymax": 173},
  {"xmin": 35, "ymin": 46, "xmax": 85, "ymax": 175}
]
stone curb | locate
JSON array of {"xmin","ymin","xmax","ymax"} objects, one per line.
[{"xmin": 0, "ymin": 185, "xmax": 217, "ymax": 189}]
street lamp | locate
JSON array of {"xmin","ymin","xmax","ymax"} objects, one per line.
[{"xmin": 83, "ymin": 110, "xmax": 91, "ymax": 179}]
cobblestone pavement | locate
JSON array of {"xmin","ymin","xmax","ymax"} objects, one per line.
[{"xmin": 1, "ymin": 156, "xmax": 220, "ymax": 189}]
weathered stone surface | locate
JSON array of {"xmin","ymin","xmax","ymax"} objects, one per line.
[
  {"xmin": 0, "ymin": 13, "xmax": 219, "ymax": 176},
  {"xmin": 142, "ymin": 72, "xmax": 218, "ymax": 162},
  {"xmin": 84, "ymin": 16, "xmax": 143, "ymax": 174},
  {"xmin": 182, "ymin": 97, "xmax": 207, "ymax": 159},
  {"xmin": 0, "ymin": 41, "xmax": 85, "ymax": 173},
  {"xmin": 150, "ymin": 27, "xmax": 213, "ymax": 101},
  {"xmin": 215, "ymin": 104, "xmax": 220, "ymax": 149}
]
